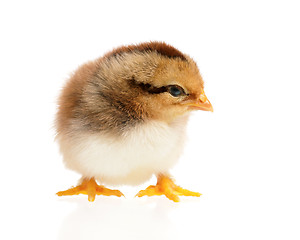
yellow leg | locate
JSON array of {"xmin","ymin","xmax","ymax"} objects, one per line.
[
  {"xmin": 56, "ymin": 178, "xmax": 124, "ymax": 202},
  {"xmin": 136, "ymin": 174, "xmax": 201, "ymax": 202}
]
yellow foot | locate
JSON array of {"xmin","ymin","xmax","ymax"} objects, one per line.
[
  {"xmin": 136, "ymin": 174, "xmax": 201, "ymax": 202},
  {"xmin": 56, "ymin": 178, "xmax": 124, "ymax": 202}
]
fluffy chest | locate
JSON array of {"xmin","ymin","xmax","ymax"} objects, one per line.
[{"xmin": 60, "ymin": 117, "xmax": 188, "ymax": 185}]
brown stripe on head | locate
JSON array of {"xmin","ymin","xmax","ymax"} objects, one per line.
[{"xmin": 104, "ymin": 41, "xmax": 187, "ymax": 61}]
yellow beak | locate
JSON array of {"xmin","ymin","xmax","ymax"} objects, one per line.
[{"xmin": 186, "ymin": 89, "xmax": 214, "ymax": 112}]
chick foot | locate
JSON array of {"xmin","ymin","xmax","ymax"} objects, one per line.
[
  {"xmin": 56, "ymin": 178, "xmax": 124, "ymax": 202},
  {"xmin": 136, "ymin": 174, "xmax": 201, "ymax": 202}
]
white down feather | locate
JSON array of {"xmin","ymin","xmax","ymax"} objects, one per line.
[{"xmin": 57, "ymin": 115, "xmax": 189, "ymax": 186}]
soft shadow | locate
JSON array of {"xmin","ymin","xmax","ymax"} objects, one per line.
[{"xmin": 58, "ymin": 197, "xmax": 180, "ymax": 240}]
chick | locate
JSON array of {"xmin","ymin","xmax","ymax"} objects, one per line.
[{"xmin": 56, "ymin": 42, "xmax": 213, "ymax": 202}]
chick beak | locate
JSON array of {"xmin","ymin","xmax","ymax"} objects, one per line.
[{"xmin": 187, "ymin": 89, "xmax": 214, "ymax": 112}]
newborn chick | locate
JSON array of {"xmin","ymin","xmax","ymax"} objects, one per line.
[{"xmin": 56, "ymin": 42, "xmax": 213, "ymax": 202}]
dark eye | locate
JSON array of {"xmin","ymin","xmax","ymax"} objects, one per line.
[{"xmin": 168, "ymin": 85, "xmax": 185, "ymax": 97}]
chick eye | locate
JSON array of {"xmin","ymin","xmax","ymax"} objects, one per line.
[{"xmin": 168, "ymin": 85, "xmax": 185, "ymax": 97}]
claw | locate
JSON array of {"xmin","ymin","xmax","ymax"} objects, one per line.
[
  {"xmin": 136, "ymin": 175, "xmax": 201, "ymax": 202},
  {"xmin": 57, "ymin": 178, "xmax": 124, "ymax": 202}
]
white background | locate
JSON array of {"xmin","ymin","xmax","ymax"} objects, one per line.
[{"xmin": 1, "ymin": 1, "xmax": 299, "ymax": 239}]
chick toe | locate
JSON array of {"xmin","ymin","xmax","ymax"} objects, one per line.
[
  {"xmin": 136, "ymin": 174, "xmax": 201, "ymax": 202},
  {"xmin": 56, "ymin": 178, "xmax": 124, "ymax": 202}
]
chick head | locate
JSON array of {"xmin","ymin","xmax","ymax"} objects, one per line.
[{"xmin": 59, "ymin": 42, "xmax": 212, "ymax": 135}]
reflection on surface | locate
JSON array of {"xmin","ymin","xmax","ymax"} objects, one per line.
[{"xmin": 58, "ymin": 197, "xmax": 180, "ymax": 240}]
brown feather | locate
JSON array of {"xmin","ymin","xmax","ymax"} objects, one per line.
[
  {"xmin": 56, "ymin": 42, "xmax": 204, "ymax": 138},
  {"xmin": 104, "ymin": 41, "xmax": 187, "ymax": 61}
]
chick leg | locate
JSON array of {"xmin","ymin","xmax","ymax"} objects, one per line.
[
  {"xmin": 56, "ymin": 178, "xmax": 124, "ymax": 202},
  {"xmin": 136, "ymin": 174, "xmax": 201, "ymax": 202}
]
